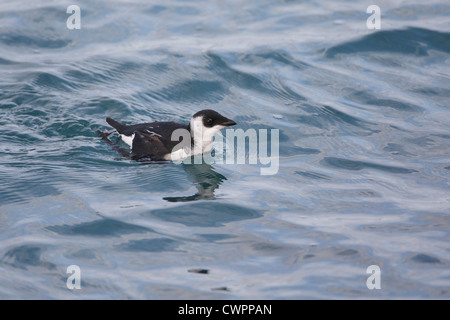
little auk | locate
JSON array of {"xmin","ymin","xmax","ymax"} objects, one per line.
[{"xmin": 104, "ymin": 109, "xmax": 236, "ymax": 161}]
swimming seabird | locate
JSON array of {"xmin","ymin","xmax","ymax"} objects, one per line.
[{"xmin": 104, "ymin": 109, "xmax": 236, "ymax": 161}]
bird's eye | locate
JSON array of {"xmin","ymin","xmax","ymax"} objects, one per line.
[{"xmin": 206, "ymin": 118, "xmax": 213, "ymax": 124}]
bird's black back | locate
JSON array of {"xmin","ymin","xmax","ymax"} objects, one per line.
[
  {"xmin": 106, "ymin": 117, "xmax": 192, "ymax": 154},
  {"xmin": 137, "ymin": 121, "xmax": 191, "ymax": 152}
]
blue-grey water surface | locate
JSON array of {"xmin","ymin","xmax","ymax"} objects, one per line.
[{"xmin": 0, "ymin": 0, "xmax": 449, "ymax": 299}]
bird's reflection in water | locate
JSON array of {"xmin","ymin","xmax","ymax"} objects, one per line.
[
  {"xmin": 163, "ymin": 163, "xmax": 227, "ymax": 202},
  {"xmin": 98, "ymin": 130, "xmax": 227, "ymax": 203}
]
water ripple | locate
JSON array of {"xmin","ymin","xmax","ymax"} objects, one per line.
[
  {"xmin": 325, "ymin": 27, "xmax": 450, "ymax": 58},
  {"xmin": 0, "ymin": 0, "xmax": 449, "ymax": 299}
]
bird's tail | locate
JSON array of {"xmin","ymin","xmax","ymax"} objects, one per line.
[{"xmin": 106, "ymin": 117, "xmax": 126, "ymax": 133}]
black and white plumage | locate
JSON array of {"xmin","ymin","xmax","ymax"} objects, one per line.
[{"xmin": 104, "ymin": 109, "xmax": 236, "ymax": 161}]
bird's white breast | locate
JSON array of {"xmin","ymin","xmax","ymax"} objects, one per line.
[
  {"xmin": 190, "ymin": 116, "xmax": 224, "ymax": 155},
  {"xmin": 165, "ymin": 146, "xmax": 192, "ymax": 161}
]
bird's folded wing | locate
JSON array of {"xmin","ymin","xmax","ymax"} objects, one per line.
[{"xmin": 132, "ymin": 131, "xmax": 170, "ymax": 160}]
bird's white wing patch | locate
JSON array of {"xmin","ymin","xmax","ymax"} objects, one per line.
[{"xmin": 120, "ymin": 133, "xmax": 134, "ymax": 147}]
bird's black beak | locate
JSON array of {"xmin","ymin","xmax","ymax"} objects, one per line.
[{"xmin": 221, "ymin": 118, "xmax": 236, "ymax": 127}]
